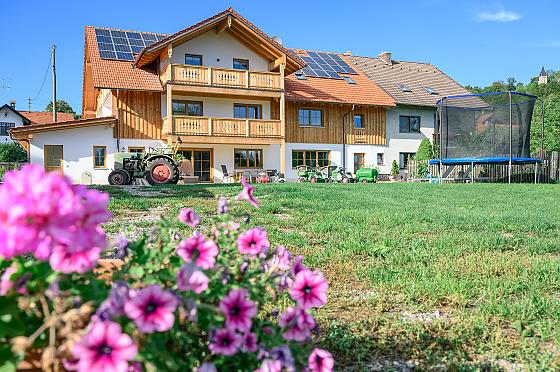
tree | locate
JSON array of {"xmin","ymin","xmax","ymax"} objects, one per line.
[
  {"xmin": 0, "ymin": 143, "xmax": 27, "ymax": 162},
  {"xmin": 45, "ymin": 100, "xmax": 75, "ymax": 114},
  {"xmin": 390, "ymin": 160, "xmax": 400, "ymax": 177},
  {"xmin": 415, "ymin": 138, "xmax": 434, "ymax": 160}
]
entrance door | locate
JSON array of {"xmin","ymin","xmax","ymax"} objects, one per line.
[
  {"xmin": 176, "ymin": 149, "xmax": 213, "ymax": 182},
  {"xmin": 44, "ymin": 145, "xmax": 63, "ymax": 173},
  {"xmin": 353, "ymin": 153, "xmax": 365, "ymax": 172}
]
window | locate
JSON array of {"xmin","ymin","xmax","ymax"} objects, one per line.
[
  {"xmin": 0, "ymin": 122, "xmax": 15, "ymax": 136},
  {"xmin": 377, "ymin": 153, "xmax": 384, "ymax": 166},
  {"xmin": 234, "ymin": 149, "xmax": 263, "ymax": 168},
  {"xmin": 128, "ymin": 147, "xmax": 144, "ymax": 154},
  {"xmin": 354, "ymin": 114, "xmax": 364, "ymax": 129},
  {"xmin": 295, "ymin": 71, "xmax": 307, "ymax": 80},
  {"xmin": 291, "ymin": 150, "xmax": 330, "ymax": 168},
  {"xmin": 93, "ymin": 146, "xmax": 106, "ymax": 168},
  {"xmin": 399, "ymin": 115, "xmax": 421, "ymax": 133},
  {"xmin": 298, "ymin": 109, "xmax": 323, "ymax": 127},
  {"xmin": 172, "ymin": 100, "xmax": 203, "ymax": 116},
  {"xmin": 396, "ymin": 83, "xmax": 412, "ymax": 93},
  {"xmin": 233, "ymin": 104, "xmax": 262, "ymax": 119},
  {"xmin": 233, "ymin": 58, "xmax": 249, "ymax": 70},
  {"xmin": 354, "ymin": 153, "xmax": 365, "ymax": 172},
  {"xmin": 399, "ymin": 152, "xmax": 415, "ymax": 169},
  {"xmin": 185, "ymin": 54, "xmax": 202, "ymax": 66},
  {"xmin": 425, "ymin": 87, "xmax": 438, "ymax": 95},
  {"xmin": 342, "ymin": 76, "xmax": 356, "ymax": 84}
]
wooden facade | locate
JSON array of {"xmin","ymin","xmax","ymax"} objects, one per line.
[
  {"xmin": 112, "ymin": 91, "xmax": 162, "ymax": 139},
  {"xmin": 285, "ymin": 101, "xmax": 386, "ymax": 145}
]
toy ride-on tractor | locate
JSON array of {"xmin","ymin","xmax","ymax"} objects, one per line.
[
  {"xmin": 355, "ymin": 167, "xmax": 379, "ymax": 183},
  {"xmin": 108, "ymin": 147, "xmax": 180, "ymax": 186},
  {"xmin": 319, "ymin": 165, "xmax": 350, "ymax": 183},
  {"xmin": 296, "ymin": 165, "xmax": 326, "ymax": 183}
]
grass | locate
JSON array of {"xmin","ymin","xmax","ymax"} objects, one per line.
[{"xmin": 100, "ymin": 182, "xmax": 560, "ymax": 370}]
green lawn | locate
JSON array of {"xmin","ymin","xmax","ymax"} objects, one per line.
[{"xmin": 100, "ymin": 183, "xmax": 560, "ymax": 370}]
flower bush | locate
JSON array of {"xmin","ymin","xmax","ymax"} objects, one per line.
[{"xmin": 0, "ymin": 165, "xmax": 333, "ymax": 371}]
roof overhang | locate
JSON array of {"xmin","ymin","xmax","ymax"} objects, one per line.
[
  {"xmin": 10, "ymin": 117, "xmax": 116, "ymax": 139},
  {"xmin": 133, "ymin": 8, "xmax": 305, "ymax": 75}
]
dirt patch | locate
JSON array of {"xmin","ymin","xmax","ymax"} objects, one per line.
[{"xmin": 118, "ymin": 185, "xmax": 174, "ymax": 197}]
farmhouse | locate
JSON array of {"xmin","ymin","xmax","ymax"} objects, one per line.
[{"xmin": 11, "ymin": 8, "xmax": 470, "ymax": 184}]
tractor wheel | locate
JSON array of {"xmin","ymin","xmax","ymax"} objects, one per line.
[
  {"xmin": 361, "ymin": 179, "xmax": 368, "ymax": 184},
  {"xmin": 145, "ymin": 158, "xmax": 179, "ymax": 185},
  {"xmin": 108, "ymin": 170, "xmax": 130, "ymax": 185},
  {"xmin": 309, "ymin": 176, "xmax": 317, "ymax": 183},
  {"xmin": 297, "ymin": 177, "xmax": 305, "ymax": 183},
  {"xmin": 342, "ymin": 176, "xmax": 349, "ymax": 184}
]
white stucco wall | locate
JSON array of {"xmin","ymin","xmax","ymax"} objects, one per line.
[
  {"xmin": 162, "ymin": 95, "xmax": 271, "ymax": 119},
  {"xmin": 29, "ymin": 125, "xmax": 117, "ymax": 185},
  {"xmin": 96, "ymin": 89, "xmax": 113, "ymax": 118},
  {"xmin": 285, "ymin": 143, "xmax": 388, "ymax": 180},
  {"xmin": 386, "ymin": 105, "xmax": 435, "ymax": 169},
  {"xmin": 170, "ymin": 30, "xmax": 269, "ymax": 71},
  {"xmin": 0, "ymin": 106, "xmax": 25, "ymax": 143}
]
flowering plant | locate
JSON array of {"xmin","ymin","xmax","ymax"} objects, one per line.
[{"xmin": 0, "ymin": 165, "xmax": 333, "ymax": 372}]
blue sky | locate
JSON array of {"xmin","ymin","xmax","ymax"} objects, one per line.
[{"xmin": 0, "ymin": 0, "xmax": 558, "ymax": 114}]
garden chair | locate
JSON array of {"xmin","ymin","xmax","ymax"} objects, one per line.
[{"xmin": 221, "ymin": 165, "xmax": 234, "ymax": 183}]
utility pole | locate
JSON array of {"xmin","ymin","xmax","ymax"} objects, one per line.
[
  {"xmin": 52, "ymin": 44, "xmax": 57, "ymax": 123},
  {"xmin": 27, "ymin": 98, "xmax": 32, "ymax": 112}
]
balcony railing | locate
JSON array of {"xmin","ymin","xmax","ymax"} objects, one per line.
[
  {"xmin": 164, "ymin": 116, "xmax": 282, "ymax": 138},
  {"xmin": 170, "ymin": 65, "xmax": 282, "ymax": 91}
]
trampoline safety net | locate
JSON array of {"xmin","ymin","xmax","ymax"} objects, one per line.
[{"xmin": 437, "ymin": 92, "xmax": 537, "ymax": 160}]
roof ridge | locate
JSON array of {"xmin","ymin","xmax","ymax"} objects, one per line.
[
  {"xmin": 350, "ymin": 54, "xmax": 434, "ymax": 66},
  {"xmin": 88, "ymin": 25, "xmax": 169, "ymax": 36}
]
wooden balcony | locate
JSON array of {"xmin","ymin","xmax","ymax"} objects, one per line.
[
  {"xmin": 168, "ymin": 65, "xmax": 282, "ymax": 95},
  {"xmin": 164, "ymin": 116, "xmax": 283, "ymax": 145}
]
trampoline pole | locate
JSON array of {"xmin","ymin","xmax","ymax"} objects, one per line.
[
  {"xmin": 471, "ymin": 161, "xmax": 474, "ymax": 183},
  {"xmin": 534, "ymin": 161, "xmax": 538, "ymax": 184},
  {"xmin": 508, "ymin": 92, "xmax": 513, "ymax": 184},
  {"xmin": 541, "ymin": 98, "xmax": 545, "ymax": 159}
]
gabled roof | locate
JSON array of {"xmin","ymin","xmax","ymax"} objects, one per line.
[
  {"xmin": 134, "ymin": 8, "xmax": 305, "ymax": 75},
  {"xmin": 284, "ymin": 51, "xmax": 395, "ymax": 107},
  {"xmin": 347, "ymin": 56, "xmax": 472, "ymax": 107},
  {"xmin": 20, "ymin": 111, "xmax": 75, "ymax": 125},
  {"xmin": 85, "ymin": 26, "xmax": 164, "ymax": 91},
  {"xmin": 10, "ymin": 117, "xmax": 116, "ymax": 137},
  {"xmin": 0, "ymin": 104, "xmax": 31, "ymax": 125}
]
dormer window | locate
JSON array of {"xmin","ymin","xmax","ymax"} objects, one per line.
[
  {"xmin": 185, "ymin": 54, "xmax": 203, "ymax": 66},
  {"xmin": 295, "ymin": 71, "xmax": 307, "ymax": 80},
  {"xmin": 425, "ymin": 87, "xmax": 438, "ymax": 95},
  {"xmin": 397, "ymin": 83, "xmax": 412, "ymax": 93},
  {"xmin": 233, "ymin": 59, "xmax": 249, "ymax": 70},
  {"xmin": 342, "ymin": 76, "xmax": 356, "ymax": 84}
]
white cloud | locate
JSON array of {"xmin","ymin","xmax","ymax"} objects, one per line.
[{"xmin": 476, "ymin": 9, "xmax": 521, "ymax": 22}]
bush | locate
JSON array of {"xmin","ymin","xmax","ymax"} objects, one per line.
[
  {"xmin": 415, "ymin": 138, "xmax": 434, "ymax": 161},
  {"xmin": 0, "ymin": 166, "xmax": 333, "ymax": 372},
  {"xmin": 0, "ymin": 143, "xmax": 27, "ymax": 162},
  {"xmin": 391, "ymin": 160, "xmax": 400, "ymax": 177}
]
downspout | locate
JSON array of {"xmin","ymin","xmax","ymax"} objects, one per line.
[
  {"xmin": 115, "ymin": 89, "xmax": 120, "ymax": 152},
  {"xmin": 342, "ymin": 104, "xmax": 355, "ymax": 170}
]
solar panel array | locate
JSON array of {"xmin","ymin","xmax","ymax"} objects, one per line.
[
  {"xmin": 95, "ymin": 28, "xmax": 168, "ymax": 61},
  {"xmin": 296, "ymin": 51, "xmax": 357, "ymax": 79}
]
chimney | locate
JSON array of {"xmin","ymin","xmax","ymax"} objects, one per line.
[
  {"xmin": 343, "ymin": 51, "xmax": 352, "ymax": 56},
  {"xmin": 9, "ymin": 99, "xmax": 15, "ymax": 109},
  {"xmin": 379, "ymin": 51, "xmax": 392, "ymax": 65}
]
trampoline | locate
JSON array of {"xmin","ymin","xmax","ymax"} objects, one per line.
[{"xmin": 434, "ymin": 91, "xmax": 544, "ymax": 183}]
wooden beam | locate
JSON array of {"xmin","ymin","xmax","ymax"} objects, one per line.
[
  {"xmin": 268, "ymin": 56, "xmax": 286, "ymax": 71},
  {"xmin": 216, "ymin": 15, "xmax": 232, "ymax": 34},
  {"xmin": 226, "ymin": 26, "xmax": 278, "ymax": 61}
]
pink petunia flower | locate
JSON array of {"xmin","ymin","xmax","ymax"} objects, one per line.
[
  {"xmin": 178, "ymin": 208, "xmax": 200, "ymax": 228},
  {"xmin": 308, "ymin": 348, "xmax": 334, "ymax": 372},
  {"xmin": 219, "ymin": 288, "xmax": 257, "ymax": 332},
  {"xmin": 291, "ymin": 255, "xmax": 308, "ymax": 277},
  {"xmin": 235, "ymin": 176, "xmax": 259, "ymax": 208},
  {"xmin": 270, "ymin": 245, "xmax": 292, "ymax": 271},
  {"xmin": 196, "ymin": 362, "xmax": 217, "ymax": 372},
  {"xmin": 72, "ymin": 320, "xmax": 137, "ymax": 372},
  {"xmin": 49, "ymin": 244, "xmax": 103, "ymax": 274},
  {"xmin": 237, "ymin": 228, "xmax": 270, "ymax": 256},
  {"xmin": 124, "ymin": 285, "xmax": 178, "ymax": 333},
  {"xmin": 279, "ymin": 307, "xmax": 316, "ymax": 342},
  {"xmin": 257, "ymin": 359, "xmax": 282, "ymax": 372},
  {"xmin": 209, "ymin": 328, "xmax": 242, "ymax": 356},
  {"xmin": 0, "ymin": 266, "xmax": 17, "ymax": 296},
  {"xmin": 177, "ymin": 235, "xmax": 218, "ymax": 269},
  {"xmin": 242, "ymin": 332, "xmax": 258, "ymax": 353},
  {"xmin": 177, "ymin": 263, "xmax": 209, "ymax": 294},
  {"xmin": 289, "ymin": 270, "xmax": 328, "ymax": 309},
  {"xmin": 217, "ymin": 197, "xmax": 228, "ymax": 214}
]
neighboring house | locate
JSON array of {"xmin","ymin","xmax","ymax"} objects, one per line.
[
  {"xmin": 347, "ymin": 52, "xmax": 472, "ymax": 173},
  {"xmin": 0, "ymin": 103, "xmax": 31, "ymax": 144},
  {"xmin": 11, "ymin": 9, "xmax": 469, "ymax": 184},
  {"xmin": 20, "ymin": 111, "xmax": 75, "ymax": 125}
]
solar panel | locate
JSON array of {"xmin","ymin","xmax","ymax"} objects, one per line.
[
  {"xmin": 94, "ymin": 27, "xmax": 167, "ymax": 61},
  {"xmin": 293, "ymin": 50, "xmax": 357, "ymax": 80}
]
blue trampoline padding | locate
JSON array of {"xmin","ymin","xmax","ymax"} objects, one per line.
[{"xmin": 429, "ymin": 157, "xmax": 542, "ymax": 165}]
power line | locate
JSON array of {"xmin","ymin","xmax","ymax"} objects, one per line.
[{"xmin": 31, "ymin": 51, "xmax": 53, "ymax": 103}]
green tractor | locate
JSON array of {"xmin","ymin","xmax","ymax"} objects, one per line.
[
  {"xmin": 296, "ymin": 165, "xmax": 326, "ymax": 183},
  {"xmin": 108, "ymin": 147, "xmax": 180, "ymax": 186}
]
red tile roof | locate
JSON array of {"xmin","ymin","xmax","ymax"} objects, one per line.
[
  {"xmin": 85, "ymin": 26, "xmax": 164, "ymax": 91},
  {"xmin": 20, "ymin": 111, "xmax": 75, "ymax": 125},
  {"xmin": 285, "ymin": 51, "xmax": 395, "ymax": 107}
]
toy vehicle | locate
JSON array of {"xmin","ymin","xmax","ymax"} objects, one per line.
[
  {"xmin": 108, "ymin": 147, "xmax": 180, "ymax": 186},
  {"xmin": 320, "ymin": 165, "xmax": 350, "ymax": 183},
  {"xmin": 355, "ymin": 167, "xmax": 379, "ymax": 183},
  {"xmin": 296, "ymin": 165, "xmax": 326, "ymax": 183}
]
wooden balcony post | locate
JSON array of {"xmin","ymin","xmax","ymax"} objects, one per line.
[
  {"xmin": 245, "ymin": 70, "xmax": 250, "ymax": 88},
  {"xmin": 279, "ymin": 62, "xmax": 286, "ymax": 173},
  {"xmin": 207, "ymin": 67, "xmax": 212, "ymax": 86},
  {"xmin": 208, "ymin": 117, "xmax": 212, "ymax": 135},
  {"xmin": 166, "ymin": 83, "xmax": 173, "ymax": 135},
  {"xmin": 244, "ymin": 119, "xmax": 249, "ymax": 137}
]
